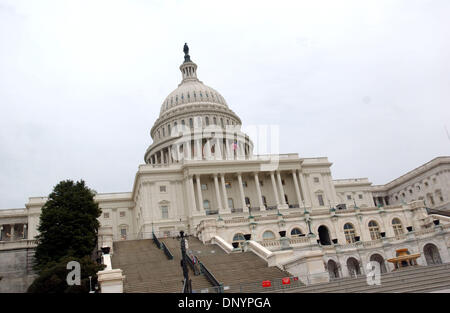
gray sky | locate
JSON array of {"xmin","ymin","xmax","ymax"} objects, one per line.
[{"xmin": 1, "ymin": 0, "xmax": 449, "ymax": 209}]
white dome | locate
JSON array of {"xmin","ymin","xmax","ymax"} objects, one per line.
[{"xmin": 160, "ymin": 80, "xmax": 228, "ymax": 116}]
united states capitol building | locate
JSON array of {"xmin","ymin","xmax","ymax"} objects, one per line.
[{"xmin": 1, "ymin": 45, "xmax": 450, "ymax": 293}]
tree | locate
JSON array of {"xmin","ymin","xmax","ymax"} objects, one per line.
[
  {"xmin": 33, "ymin": 180, "xmax": 101, "ymax": 272},
  {"xmin": 27, "ymin": 256, "xmax": 104, "ymax": 293}
]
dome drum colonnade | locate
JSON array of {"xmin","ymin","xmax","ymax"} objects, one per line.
[{"xmin": 144, "ymin": 44, "xmax": 253, "ymax": 165}]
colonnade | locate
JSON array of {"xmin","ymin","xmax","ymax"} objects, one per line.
[
  {"xmin": 0, "ymin": 223, "xmax": 28, "ymax": 241},
  {"xmin": 148, "ymin": 138, "xmax": 251, "ymax": 165},
  {"xmin": 185, "ymin": 170, "xmax": 313, "ymax": 215}
]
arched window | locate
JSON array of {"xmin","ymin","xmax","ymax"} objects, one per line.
[
  {"xmin": 167, "ymin": 124, "xmax": 171, "ymax": 135},
  {"xmin": 203, "ymin": 200, "xmax": 210, "ymax": 210},
  {"xmin": 205, "ymin": 116, "xmax": 210, "ymax": 126},
  {"xmin": 233, "ymin": 233, "xmax": 245, "ymax": 242},
  {"xmin": 213, "ymin": 117, "xmax": 217, "ymax": 125},
  {"xmin": 220, "ymin": 118, "xmax": 224, "ymax": 127},
  {"xmin": 344, "ymin": 223, "xmax": 356, "ymax": 243},
  {"xmin": 262, "ymin": 231, "xmax": 275, "ymax": 241},
  {"xmin": 368, "ymin": 220, "xmax": 381, "ymax": 240},
  {"xmin": 228, "ymin": 198, "xmax": 234, "ymax": 209},
  {"xmin": 189, "ymin": 118, "xmax": 193, "ymax": 128},
  {"xmin": 392, "ymin": 218, "xmax": 404, "ymax": 236},
  {"xmin": 291, "ymin": 228, "xmax": 303, "ymax": 237}
]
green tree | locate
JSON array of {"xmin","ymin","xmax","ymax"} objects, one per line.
[
  {"xmin": 27, "ymin": 256, "xmax": 104, "ymax": 293},
  {"xmin": 33, "ymin": 180, "xmax": 101, "ymax": 272}
]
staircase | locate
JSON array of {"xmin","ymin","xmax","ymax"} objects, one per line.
[
  {"xmin": 283, "ymin": 263, "xmax": 450, "ymax": 293},
  {"xmin": 185, "ymin": 237, "xmax": 296, "ymax": 293},
  {"xmin": 111, "ymin": 238, "xmax": 213, "ymax": 293},
  {"xmin": 112, "ymin": 239, "xmax": 184, "ymax": 293}
]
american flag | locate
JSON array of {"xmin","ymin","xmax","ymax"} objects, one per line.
[{"xmin": 232, "ymin": 141, "xmax": 238, "ymax": 150}]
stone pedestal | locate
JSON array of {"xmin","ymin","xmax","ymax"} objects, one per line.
[
  {"xmin": 282, "ymin": 250, "xmax": 328, "ymax": 285},
  {"xmin": 97, "ymin": 269, "xmax": 125, "ymax": 293},
  {"xmin": 280, "ymin": 237, "xmax": 291, "ymax": 250}
]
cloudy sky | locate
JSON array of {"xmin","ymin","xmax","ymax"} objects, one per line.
[{"xmin": 1, "ymin": 0, "xmax": 449, "ymax": 209}]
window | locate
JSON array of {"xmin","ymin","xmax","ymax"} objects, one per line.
[
  {"xmin": 259, "ymin": 181, "xmax": 264, "ymax": 186},
  {"xmin": 392, "ymin": 218, "xmax": 404, "ymax": 236},
  {"xmin": 203, "ymin": 200, "xmax": 210, "ymax": 210},
  {"xmin": 262, "ymin": 231, "xmax": 275, "ymax": 241},
  {"xmin": 189, "ymin": 118, "xmax": 193, "ymax": 128},
  {"xmin": 425, "ymin": 182, "xmax": 429, "ymax": 187},
  {"xmin": 409, "ymin": 189, "xmax": 413, "ymax": 194},
  {"xmin": 167, "ymin": 124, "xmax": 171, "ymax": 135},
  {"xmin": 282, "ymin": 179, "xmax": 285, "ymax": 185},
  {"xmin": 344, "ymin": 223, "xmax": 356, "ymax": 243},
  {"xmin": 228, "ymin": 198, "xmax": 234, "ymax": 209},
  {"xmin": 347, "ymin": 195, "xmax": 352, "ymax": 200},
  {"xmin": 317, "ymin": 194, "xmax": 324, "ymax": 206},
  {"xmin": 291, "ymin": 228, "xmax": 302, "ymax": 237},
  {"xmin": 181, "ymin": 120, "xmax": 185, "ymax": 126},
  {"xmin": 120, "ymin": 211, "xmax": 126, "ymax": 218},
  {"xmin": 201, "ymin": 184, "xmax": 208, "ymax": 190},
  {"xmin": 262, "ymin": 196, "xmax": 267, "ymax": 206},
  {"xmin": 243, "ymin": 181, "xmax": 248, "ymax": 187},
  {"xmin": 205, "ymin": 117, "xmax": 210, "ymax": 126},
  {"xmin": 314, "ymin": 177, "xmax": 319, "ymax": 183},
  {"xmin": 395, "ymin": 196, "xmax": 399, "ymax": 200},
  {"xmin": 225, "ymin": 182, "xmax": 232, "ymax": 189},
  {"xmin": 161, "ymin": 206, "xmax": 168, "ymax": 219},
  {"xmin": 160, "ymin": 185, "xmax": 166, "ymax": 192},
  {"xmin": 103, "ymin": 212, "xmax": 110, "ymax": 219},
  {"xmin": 120, "ymin": 228, "xmax": 127, "ymax": 240},
  {"xmin": 213, "ymin": 117, "xmax": 217, "ymax": 125},
  {"xmin": 220, "ymin": 118, "xmax": 224, "ymax": 127},
  {"xmin": 233, "ymin": 233, "xmax": 245, "ymax": 242},
  {"xmin": 162, "ymin": 127, "xmax": 165, "ymax": 137},
  {"xmin": 245, "ymin": 197, "xmax": 251, "ymax": 206},
  {"xmin": 358, "ymin": 194, "xmax": 363, "ymax": 200},
  {"xmin": 416, "ymin": 186, "xmax": 420, "ymax": 191},
  {"xmin": 368, "ymin": 220, "xmax": 381, "ymax": 240}
]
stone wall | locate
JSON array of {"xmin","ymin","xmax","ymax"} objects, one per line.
[{"xmin": 0, "ymin": 248, "xmax": 36, "ymax": 293}]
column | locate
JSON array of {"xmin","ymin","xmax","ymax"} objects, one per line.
[
  {"xmin": 195, "ymin": 175, "xmax": 203, "ymax": 211},
  {"xmin": 205, "ymin": 140, "xmax": 212, "ymax": 159},
  {"xmin": 161, "ymin": 150, "xmax": 165, "ymax": 164},
  {"xmin": 215, "ymin": 138, "xmax": 223, "ymax": 160},
  {"xmin": 188, "ymin": 176, "xmax": 198, "ymax": 212},
  {"xmin": 254, "ymin": 172, "xmax": 265, "ymax": 210},
  {"xmin": 10, "ymin": 224, "xmax": 15, "ymax": 241},
  {"xmin": 213, "ymin": 174, "xmax": 223, "ymax": 212},
  {"xmin": 299, "ymin": 173, "xmax": 312, "ymax": 207},
  {"xmin": 277, "ymin": 171, "xmax": 286, "ymax": 205},
  {"xmin": 292, "ymin": 170, "xmax": 303, "ymax": 205},
  {"xmin": 237, "ymin": 173, "xmax": 247, "ymax": 211},
  {"xmin": 23, "ymin": 224, "xmax": 27, "ymax": 239},
  {"xmin": 270, "ymin": 172, "xmax": 280, "ymax": 206},
  {"xmin": 220, "ymin": 174, "xmax": 229, "ymax": 211},
  {"xmin": 195, "ymin": 139, "xmax": 202, "ymax": 160}
]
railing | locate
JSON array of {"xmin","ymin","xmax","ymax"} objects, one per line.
[
  {"xmin": 288, "ymin": 204, "xmax": 299, "ymax": 208},
  {"xmin": 0, "ymin": 239, "xmax": 38, "ymax": 251},
  {"xmin": 152, "ymin": 232, "xmax": 161, "ymax": 249},
  {"xmin": 198, "ymin": 261, "xmax": 223, "ymax": 293},
  {"xmin": 161, "ymin": 242, "xmax": 173, "ymax": 260},
  {"xmin": 205, "ymin": 210, "xmax": 219, "ymax": 216},
  {"xmin": 249, "ymin": 207, "xmax": 261, "ymax": 213},
  {"xmin": 231, "ymin": 208, "xmax": 243, "ymax": 213},
  {"xmin": 266, "ymin": 206, "xmax": 277, "ymax": 210}
]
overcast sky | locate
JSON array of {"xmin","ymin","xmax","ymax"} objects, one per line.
[{"xmin": 1, "ymin": 0, "xmax": 449, "ymax": 209}]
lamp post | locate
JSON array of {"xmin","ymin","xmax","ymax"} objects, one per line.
[{"xmin": 180, "ymin": 231, "xmax": 192, "ymax": 293}]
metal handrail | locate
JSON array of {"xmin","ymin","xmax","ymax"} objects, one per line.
[
  {"xmin": 198, "ymin": 261, "xmax": 223, "ymax": 293},
  {"xmin": 152, "ymin": 232, "xmax": 161, "ymax": 249},
  {"xmin": 161, "ymin": 242, "xmax": 173, "ymax": 260}
]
